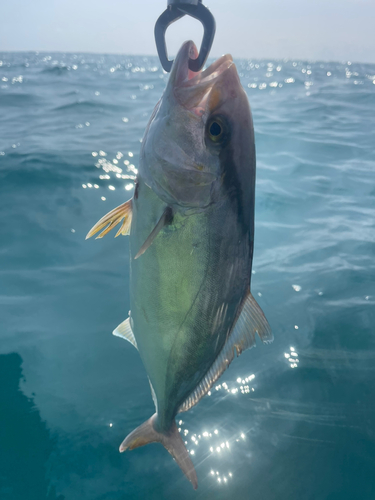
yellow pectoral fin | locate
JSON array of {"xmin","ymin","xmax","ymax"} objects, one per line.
[{"xmin": 85, "ymin": 199, "xmax": 133, "ymax": 240}]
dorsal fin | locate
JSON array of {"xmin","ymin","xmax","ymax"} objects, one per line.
[
  {"xmin": 134, "ymin": 206, "xmax": 173, "ymax": 259},
  {"xmin": 178, "ymin": 292, "xmax": 272, "ymax": 413},
  {"xmin": 85, "ymin": 199, "xmax": 133, "ymax": 240},
  {"xmin": 112, "ymin": 317, "xmax": 137, "ymax": 349}
]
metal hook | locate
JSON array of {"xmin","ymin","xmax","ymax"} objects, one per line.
[{"xmin": 154, "ymin": 0, "xmax": 216, "ymax": 73}]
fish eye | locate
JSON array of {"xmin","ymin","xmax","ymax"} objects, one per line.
[
  {"xmin": 209, "ymin": 121, "xmax": 222, "ymax": 137},
  {"xmin": 206, "ymin": 115, "xmax": 230, "ymax": 146}
]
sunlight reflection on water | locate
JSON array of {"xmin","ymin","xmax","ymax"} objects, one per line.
[{"xmin": 1, "ymin": 50, "xmax": 375, "ymax": 499}]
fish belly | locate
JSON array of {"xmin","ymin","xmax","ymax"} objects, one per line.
[{"xmin": 130, "ymin": 181, "xmax": 250, "ymax": 431}]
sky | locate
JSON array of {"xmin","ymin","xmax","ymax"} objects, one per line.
[{"xmin": 1, "ymin": 0, "xmax": 374, "ymax": 63}]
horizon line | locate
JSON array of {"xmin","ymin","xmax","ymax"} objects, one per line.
[{"xmin": 0, "ymin": 49, "xmax": 374, "ymax": 66}]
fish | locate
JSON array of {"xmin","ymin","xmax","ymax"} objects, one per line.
[{"xmin": 86, "ymin": 40, "xmax": 272, "ymax": 490}]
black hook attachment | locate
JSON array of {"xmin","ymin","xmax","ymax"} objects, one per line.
[{"xmin": 154, "ymin": 0, "xmax": 216, "ymax": 73}]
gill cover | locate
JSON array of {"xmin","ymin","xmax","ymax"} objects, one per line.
[{"xmin": 139, "ymin": 40, "xmax": 250, "ymax": 211}]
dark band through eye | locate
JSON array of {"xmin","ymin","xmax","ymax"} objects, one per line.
[{"xmin": 209, "ymin": 122, "xmax": 222, "ymax": 136}]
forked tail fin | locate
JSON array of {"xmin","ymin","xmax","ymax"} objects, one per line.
[{"xmin": 119, "ymin": 413, "xmax": 198, "ymax": 489}]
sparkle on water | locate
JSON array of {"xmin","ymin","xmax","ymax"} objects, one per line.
[{"xmin": 1, "ymin": 50, "xmax": 374, "ymax": 500}]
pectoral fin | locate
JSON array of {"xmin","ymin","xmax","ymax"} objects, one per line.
[
  {"xmin": 179, "ymin": 292, "xmax": 272, "ymax": 413},
  {"xmin": 85, "ymin": 199, "xmax": 133, "ymax": 240},
  {"xmin": 134, "ymin": 206, "xmax": 173, "ymax": 259}
]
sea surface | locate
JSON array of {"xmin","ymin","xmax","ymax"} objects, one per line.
[{"xmin": 1, "ymin": 51, "xmax": 374, "ymax": 500}]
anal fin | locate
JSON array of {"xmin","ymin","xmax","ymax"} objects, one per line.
[
  {"xmin": 113, "ymin": 317, "xmax": 137, "ymax": 349},
  {"xmin": 86, "ymin": 199, "xmax": 132, "ymax": 240},
  {"xmin": 179, "ymin": 292, "xmax": 272, "ymax": 413}
]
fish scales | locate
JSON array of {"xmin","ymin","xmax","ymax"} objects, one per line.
[
  {"xmin": 86, "ymin": 40, "xmax": 272, "ymax": 490},
  {"xmin": 131, "ymin": 181, "xmax": 250, "ymax": 428}
]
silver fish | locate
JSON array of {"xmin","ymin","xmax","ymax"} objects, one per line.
[{"xmin": 87, "ymin": 41, "xmax": 272, "ymax": 489}]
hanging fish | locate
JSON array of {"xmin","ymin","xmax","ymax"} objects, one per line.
[{"xmin": 86, "ymin": 41, "xmax": 272, "ymax": 490}]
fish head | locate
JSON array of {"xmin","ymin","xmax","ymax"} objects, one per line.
[{"xmin": 140, "ymin": 41, "xmax": 254, "ymax": 209}]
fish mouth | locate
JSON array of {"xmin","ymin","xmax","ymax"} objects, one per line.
[{"xmin": 170, "ymin": 41, "xmax": 236, "ymax": 114}]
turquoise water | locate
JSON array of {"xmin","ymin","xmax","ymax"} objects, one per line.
[{"xmin": 1, "ymin": 52, "xmax": 375, "ymax": 499}]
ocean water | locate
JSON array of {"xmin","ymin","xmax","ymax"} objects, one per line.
[{"xmin": 1, "ymin": 51, "xmax": 375, "ymax": 500}]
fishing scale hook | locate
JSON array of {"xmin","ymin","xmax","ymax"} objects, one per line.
[{"xmin": 154, "ymin": 0, "xmax": 216, "ymax": 72}]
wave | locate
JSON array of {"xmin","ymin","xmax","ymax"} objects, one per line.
[
  {"xmin": 0, "ymin": 93, "xmax": 37, "ymax": 107},
  {"xmin": 41, "ymin": 65, "xmax": 69, "ymax": 75},
  {"xmin": 53, "ymin": 100, "xmax": 121, "ymax": 113}
]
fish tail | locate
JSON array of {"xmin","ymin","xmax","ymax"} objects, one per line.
[{"xmin": 119, "ymin": 413, "xmax": 198, "ymax": 489}]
